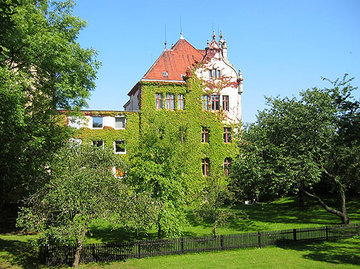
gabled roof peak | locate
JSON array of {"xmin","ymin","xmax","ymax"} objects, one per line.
[{"xmin": 141, "ymin": 37, "xmax": 204, "ymax": 82}]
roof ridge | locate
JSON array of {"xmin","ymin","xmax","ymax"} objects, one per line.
[{"xmin": 142, "ymin": 49, "xmax": 167, "ymax": 80}]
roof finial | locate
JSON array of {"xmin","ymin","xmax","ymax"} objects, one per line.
[
  {"xmin": 212, "ymin": 30, "xmax": 216, "ymax": 41},
  {"xmin": 164, "ymin": 24, "xmax": 167, "ymax": 50},
  {"xmin": 180, "ymin": 16, "xmax": 184, "ymax": 39},
  {"xmin": 220, "ymin": 30, "xmax": 223, "ymax": 40}
]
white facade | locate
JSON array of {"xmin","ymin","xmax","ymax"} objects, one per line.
[
  {"xmin": 124, "ymin": 33, "xmax": 243, "ymax": 122},
  {"xmin": 67, "ymin": 115, "xmax": 126, "ymax": 129},
  {"xmin": 196, "ymin": 32, "xmax": 243, "ymax": 123}
]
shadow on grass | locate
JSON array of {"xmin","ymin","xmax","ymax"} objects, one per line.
[
  {"xmin": 233, "ymin": 197, "xmax": 360, "ymax": 228},
  {"xmin": 87, "ymin": 220, "xmax": 159, "ymax": 243},
  {"xmin": 276, "ymin": 238, "xmax": 360, "ymax": 266},
  {"xmin": 0, "ymin": 238, "xmax": 42, "ymax": 269},
  {"xmin": 87, "ymin": 197, "xmax": 360, "ymax": 243}
]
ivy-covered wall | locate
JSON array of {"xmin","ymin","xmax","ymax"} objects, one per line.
[
  {"xmin": 139, "ymin": 75, "xmax": 238, "ymax": 181},
  {"xmin": 72, "ymin": 111, "xmax": 140, "ymax": 163},
  {"xmin": 71, "ymin": 76, "xmax": 238, "ymax": 181}
]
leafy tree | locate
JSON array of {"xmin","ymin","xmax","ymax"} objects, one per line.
[
  {"xmin": 126, "ymin": 126, "xmax": 189, "ymax": 238},
  {"xmin": 17, "ymin": 145, "xmax": 157, "ymax": 268},
  {"xmin": 195, "ymin": 173, "xmax": 236, "ymax": 236},
  {"xmin": 0, "ymin": 0, "xmax": 99, "ymax": 217},
  {"xmin": 231, "ymin": 75, "xmax": 360, "ymax": 223}
]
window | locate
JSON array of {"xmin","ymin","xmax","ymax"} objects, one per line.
[
  {"xmin": 69, "ymin": 138, "xmax": 82, "ymax": 147},
  {"xmin": 155, "ymin": 93, "xmax": 163, "ymax": 110},
  {"xmin": 202, "ymin": 127, "xmax": 209, "ymax": 143},
  {"xmin": 115, "ymin": 116, "xmax": 126, "ymax": 129},
  {"xmin": 178, "ymin": 94, "xmax": 184, "ymax": 110},
  {"xmin": 165, "ymin": 93, "xmax": 175, "ymax": 110},
  {"xmin": 179, "ymin": 126, "xmax": 187, "ymax": 142},
  {"xmin": 222, "ymin": 95, "xmax": 229, "ymax": 111},
  {"xmin": 159, "ymin": 127, "xmax": 165, "ymax": 140},
  {"xmin": 202, "ymin": 95, "xmax": 210, "ymax": 110},
  {"xmin": 209, "ymin": 69, "xmax": 221, "ymax": 78},
  {"xmin": 211, "ymin": 95, "xmax": 220, "ymax": 111},
  {"xmin": 223, "ymin": 158, "xmax": 231, "ymax": 176},
  {"xmin": 92, "ymin": 116, "xmax": 103, "ymax": 128},
  {"xmin": 223, "ymin": 127, "xmax": 231, "ymax": 143},
  {"xmin": 92, "ymin": 140, "xmax": 104, "ymax": 148},
  {"xmin": 114, "ymin": 140, "xmax": 126, "ymax": 154},
  {"xmin": 202, "ymin": 158, "xmax": 210, "ymax": 176},
  {"xmin": 162, "ymin": 71, "xmax": 168, "ymax": 77}
]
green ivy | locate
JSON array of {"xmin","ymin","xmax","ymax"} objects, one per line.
[
  {"xmin": 73, "ymin": 112, "xmax": 139, "ymax": 162},
  {"xmin": 73, "ymin": 76, "xmax": 238, "ymax": 182}
]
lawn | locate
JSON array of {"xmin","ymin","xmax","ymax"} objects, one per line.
[
  {"xmin": 1, "ymin": 197, "xmax": 359, "ymax": 268},
  {"xmin": 74, "ymin": 238, "xmax": 360, "ymax": 269},
  {"xmin": 86, "ymin": 197, "xmax": 360, "ymax": 243}
]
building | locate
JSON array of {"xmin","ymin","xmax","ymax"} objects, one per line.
[{"xmin": 66, "ymin": 32, "xmax": 243, "ymax": 179}]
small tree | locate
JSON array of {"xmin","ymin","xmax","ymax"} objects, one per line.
[
  {"xmin": 195, "ymin": 173, "xmax": 236, "ymax": 236},
  {"xmin": 17, "ymin": 145, "xmax": 157, "ymax": 268}
]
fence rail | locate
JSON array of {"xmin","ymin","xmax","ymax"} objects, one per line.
[{"xmin": 41, "ymin": 223, "xmax": 360, "ymax": 266}]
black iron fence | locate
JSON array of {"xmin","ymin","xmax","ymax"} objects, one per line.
[{"xmin": 40, "ymin": 223, "xmax": 360, "ymax": 266}]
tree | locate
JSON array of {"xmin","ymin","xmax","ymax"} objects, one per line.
[
  {"xmin": 231, "ymin": 75, "xmax": 360, "ymax": 223},
  {"xmin": 126, "ymin": 125, "xmax": 190, "ymax": 239},
  {"xmin": 17, "ymin": 145, "xmax": 157, "ymax": 268},
  {"xmin": 195, "ymin": 173, "xmax": 236, "ymax": 236},
  {"xmin": 0, "ymin": 0, "xmax": 99, "ymax": 217}
]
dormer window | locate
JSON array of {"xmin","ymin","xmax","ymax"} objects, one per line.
[{"xmin": 162, "ymin": 71, "xmax": 168, "ymax": 77}]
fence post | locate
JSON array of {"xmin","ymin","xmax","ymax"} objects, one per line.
[
  {"xmin": 138, "ymin": 242, "xmax": 141, "ymax": 258},
  {"xmin": 356, "ymin": 224, "xmax": 360, "ymax": 236},
  {"xmin": 258, "ymin": 232, "xmax": 261, "ymax": 248},
  {"xmin": 220, "ymin": 235, "xmax": 224, "ymax": 249},
  {"xmin": 293, "ymin": 229, "xmax": 297, "ymax": 241},
  {"xmin": 325, "ymin": 226, "xmax": 328, "ymax": 241},
  {"xmin": 181, "ymin": 237, "xmax": 184, "ymax": 253}
]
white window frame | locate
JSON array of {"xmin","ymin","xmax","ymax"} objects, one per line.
[
  {"xmin": 92, "ymin": 116, "xmax": 103, "ymax": 129},
  {"xmin": 113, "ymin": 166, "xmax": 126, "ymax": 178},
  {"xmin": 69, "ymin": 138, "xmax": 82, "ymax": 147},
  {"xmin": 114, "ymin": 140, "xmax": 126, "ymax": 154},
  {"xmin": 114, "ymin": 116, "xmax": 126, "ymax": 129},
  {"xmin": 92, "ymin": 140, "xmax": 104, "ymax": 148}
]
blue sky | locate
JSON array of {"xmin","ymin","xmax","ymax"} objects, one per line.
[{"xmin": 73, "ymin": 0, "xmax": 360, "ymax": 123}]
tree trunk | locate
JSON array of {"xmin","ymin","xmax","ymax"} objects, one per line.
[
  {"xmin": 157, "ymin": 220, "xmax": 162, "ymax": 239},
  {"xmin": 298, "ymin": 188, "xmax": 304, "ymax": 208},
  {"xmin": 303, "ymin": 189, "xmax": 350, "ymax": 224},
  {"xmin": 73, "ymin": 223, "xmax": 88, "ymax": 268},
  {"xmin": 322, "ymin": 167, "xmax": 350, "ymax": 224},
  {"xmin": 212, "ymin": 220, "xmax": 217, "ymax": 237}
]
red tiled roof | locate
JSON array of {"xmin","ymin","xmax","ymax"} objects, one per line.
[{"xmin": 142, "ymin": 38, "xmax": 204, "ymax": 82}]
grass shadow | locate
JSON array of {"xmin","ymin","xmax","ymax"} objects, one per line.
[
  {"xmin": 232, "ymin": 197, "xmax": 360, "ymax": 228},
  {"xmin": 87, "ymin": 220, "xmax": 159, "ymax": 243},
  {"xmin": 276, "ymin": 238, "xmax": 360, "ymax": 266},
  {"xmin": 0, "ymin": 238, "xmax": 42, "ymax": 269}
]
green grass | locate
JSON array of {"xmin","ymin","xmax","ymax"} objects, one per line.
[
  {"xmin": 75, "ymin": 238, "xmax": 360, "ymax": 269},
  {"xmin": 85, "ymin": 197, "xmax": 360, "ymax": 243},
  {"xmin": 1, "ymin": 197, "xmax": 359, "ymax": 268}
]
